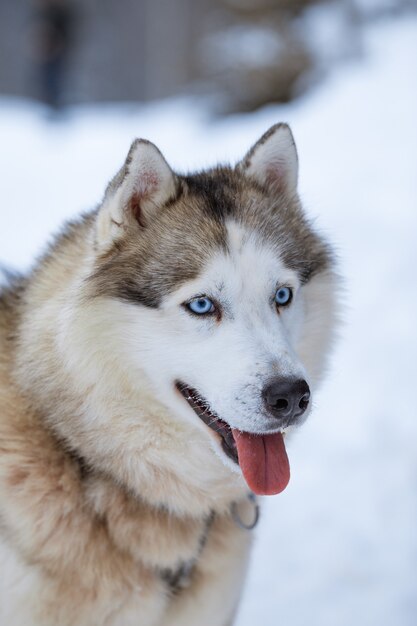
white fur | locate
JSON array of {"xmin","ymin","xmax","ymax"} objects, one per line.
[{"xmin": 0, "ymin": 539, "xmax": 41, "ymax": 626}]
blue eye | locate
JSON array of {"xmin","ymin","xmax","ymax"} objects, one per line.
[
  {"xmin": 186, "ymin": 297, "xmax": 215, "ymax": 316},
  {"xmin": 275, "ymin": 286, "xmax": 292, "ymax": 307}
]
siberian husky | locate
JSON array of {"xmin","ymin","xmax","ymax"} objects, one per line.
[{"xmin": 0, "ymin": 123, "xmax": 338, "ymax": 625}]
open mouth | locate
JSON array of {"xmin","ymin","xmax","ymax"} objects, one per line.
[
  {"xmin": 175, "ymin": 381, "xmax": 291, "ymax": 496},
  {"xmin": 175, "ymin": 382, "xmax": 238, "ymax": 463}
]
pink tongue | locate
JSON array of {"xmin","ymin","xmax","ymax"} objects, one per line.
[{"xmin": 232, "ymin": 429, "xmax": 290, "ymax": 496}]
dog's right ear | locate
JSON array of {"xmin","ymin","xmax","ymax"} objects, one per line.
[{"xmin": 96, "ymin": 139, "xmax": 177, "ymax": 251}]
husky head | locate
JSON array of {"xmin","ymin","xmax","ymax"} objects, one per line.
[{"xmin": 68, "ymin": 125, "xmax": 337, "ymax": 500}]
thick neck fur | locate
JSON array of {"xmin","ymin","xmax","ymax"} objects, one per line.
[{"xmin": 9, "ymin": 215, "xmax": 247, "ymax": 520}]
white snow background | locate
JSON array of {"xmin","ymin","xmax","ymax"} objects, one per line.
[{"xmin": 0, "ymin": 15, "xmax": 416, "ymax": 626}]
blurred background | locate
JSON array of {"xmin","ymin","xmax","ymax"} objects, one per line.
[
  {"xmin": 0, "ymin": 0, "xmax": 414, "ymax": 111},
  {"xmin": 0, "ymin": 1, "xmax": 416, "ymax": 625}
]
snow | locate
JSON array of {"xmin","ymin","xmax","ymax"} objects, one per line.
[{"xmin": 1, "ymin": 14, "xmax": 416, "ymax": 626}]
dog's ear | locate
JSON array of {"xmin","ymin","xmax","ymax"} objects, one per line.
[
  {"xmin": 96, "ymin": 139, "xmax": 177, "ymax": 250},
  {"xmin": 237, "ymin": 123, "xmax": 298, "ymax": 195}
]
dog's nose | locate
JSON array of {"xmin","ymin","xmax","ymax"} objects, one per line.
[{"xmin": 262, "ymin": 378, "xmax": 310, "ymax": 425}]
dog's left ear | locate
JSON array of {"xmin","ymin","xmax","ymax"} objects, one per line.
[
  {"xmin": 237, "ymin": 123, "xmax": 298, "ymax": 195},
  {"xmin": 96, "ymin": 139, "xmax": 177, "ymax": 250}
]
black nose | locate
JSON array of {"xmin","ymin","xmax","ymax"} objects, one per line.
[{"xmin": 262, "ymin": 378, "xmax": 310, "ymax": 426}]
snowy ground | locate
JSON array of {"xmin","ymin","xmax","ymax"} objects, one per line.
[{"xmin": 0, "ymin": 14, "xmax": 416, "ymax": 626}]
